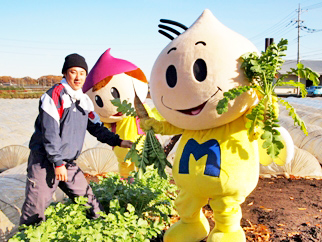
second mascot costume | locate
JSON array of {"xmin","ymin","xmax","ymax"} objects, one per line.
[
  {"xmin": 141, "ymin": 9, "xmax": 293, "ymax": 242},
  {"xmin": 83, "ymin": 49, "xmax": 153, "ymax": 178}
]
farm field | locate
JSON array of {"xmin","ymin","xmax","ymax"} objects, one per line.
[{"xmin": 0, "ymin": 97, "xmax": 321, "ymax": 241}]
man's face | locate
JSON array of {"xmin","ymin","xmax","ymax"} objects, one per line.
[{"xmin": 65, "ymin": 67, "xmax": 87, "ymax": 90}]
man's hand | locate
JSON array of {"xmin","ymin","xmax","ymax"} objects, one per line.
[
  {"xmin": 120, "ymin": 140, "xmax": 133, "ymax": 148},
  {"xmin": 55, "ymin": 165, "xmax": 68, "ymax": 182}
]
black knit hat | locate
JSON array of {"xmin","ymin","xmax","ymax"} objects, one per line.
[{"xmin": 62, "ymin": 53, "xmax": 88, "ymax": 74}]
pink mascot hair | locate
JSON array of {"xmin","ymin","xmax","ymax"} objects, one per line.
[{"xmin": 83, "ymin": 48, "xmax": 140, "ymax": 93}]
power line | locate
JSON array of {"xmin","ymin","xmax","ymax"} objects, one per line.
[
  {"xmin": 0, "ymin": 51, "xmax": 62, "ymax": 56},
  {"xmin": 0, "ymin": 48, "xmax": 161, "ymax": 57},
  {"xmin": 268, "ymin": 22, "xmax": 297, "ymax": 39},
  {"xmin": 253, "ymin": 24, "xmax": 296, "ymax": 49},
  {"xmin": 287, "ymin": 49, "xmax": 322, "ymax": 59},
  {"xmin": 301, "ymin": 53, "xmax": 322, "ymax": 59},
  {"xmin": 303, "ymin": 2, "xmax": 322, "ymax": 10},
  {"xmin": 0, "ymin": 37, "xmax": 107, "ymax": 46},
  {"xmin": 252, "ymin": 2, "xmax": 321, "ymax": 57},
  {"xmin": 249, "ymin": 11, "xmax": 297, "ymax": 42},
  {"xmin": 294, "ymin": 3, "xmax": 322, "ymax": 61},
  {"xmin": 253, "ymin": 25, "xmax": 296, "ymax": 48},
  {"xmin": 301, "ymin": 25, "xmax": 322, "ymax": 33},
  {"xmin": 0, "ymin": 44, "xmax": 98, "ymax": 52},
  {"xmin": 0, "ymin": 37, "xmax": 164, "ymax": 47}
]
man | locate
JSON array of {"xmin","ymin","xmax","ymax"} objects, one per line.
[{"xmin": 20, "ymin": 53, "xmax": 132, "ymax": 226}]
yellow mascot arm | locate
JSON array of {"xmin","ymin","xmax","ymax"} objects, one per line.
[
  {"xmin": 140, "ymin": 118, "xmax": 184, "ymax": 135},
  {"xmin": 143, "ymin": 103, "xmax": 154, "ymax": 116},
  {"xmin": 149, "ymin": 107, "xmax": 165, "ymax": 121},
  {"xmin": 258, "ymin": 126, "xmax": 294, "ymax": 166},
  {"xmin": 139, "ymin": 104, "xmax": 183, "ymax": 135},
  {"xmin": 143, "ymin": 104, "xmax": 165, "ymax": 121}
]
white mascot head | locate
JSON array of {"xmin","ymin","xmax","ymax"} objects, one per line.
[{"xmin": 150, "ymin": 9, "xmax": 258, "ymax": 130}]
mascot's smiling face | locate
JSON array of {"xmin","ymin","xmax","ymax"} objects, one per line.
[
  {"xmin": 86, "ymin": 73, "xmax": 148, "ymax": 123},
  {"xmin": 84, "ymin": 49, "xmax": 149, "ymax": 124},
  {"xmin": 150, "ymin": 9, "xmax": 258, "ymax": 130}
]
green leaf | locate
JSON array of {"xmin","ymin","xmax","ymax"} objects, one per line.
[
  {"xmin": 111, "ymin": 99, "xmax": 137, "ymax": 117},
  {"xmin": 110, "ymin": 98, "xmax": 122, "ymax": 107},
  {"xmin": 278, "ymin": 99, "xmax": 308, "ymax": 135},
  {"xmin": 262, "ymin": 140, "xmax": 271, "ymax": 149},
  {"xmin": 216, "ymin": 97, "xmax": 229, "ymax": 114},
  {"xmin": 216, "ymin": 86, "xmax": 253, "ymax": 114},
  {"xmin": 245, "ymin": 121, "xmax": 252, "ymax": 129},
  {"xmin": 261, "ymin": 131, "xmax": 272, "ymax": 140},
  {"xmin": 277, "ymin": 81, "xmax": 307, "ymax": 97},
  {"xmin": 297, "ymin": 62, "xmax": 304, "ymax": 70}
]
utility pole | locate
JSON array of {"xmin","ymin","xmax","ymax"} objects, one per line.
[
  {"xmin": 296, "ymin": 4, "xmax": 303, "ymax": 96},
  {"xmin": 292, "ymin": 4, "xmax": 322, "ymax": 94},
  {"xmin": 297, "ymin": 4, "xmax": 301, "ymax": 66}
]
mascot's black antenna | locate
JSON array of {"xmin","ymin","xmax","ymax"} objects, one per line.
[
  {"xmin": 158, "ymin": 19, "xmax": 188, "ymax": 40},
  {"xmin": 160, "ymin": 19, "xmax": 188, "ymax": 30}
]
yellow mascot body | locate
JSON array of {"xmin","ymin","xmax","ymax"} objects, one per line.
[
  {"xmin": 150, "ymin": 117, "xmax": 259, "ymax": 241},
  {"xmin": 143, "ymin": 9, "xmax": 293, "ymax": 242},
  {"xmin": 83, "ymin": 49, "xmax": 152, "ymax": 177}
]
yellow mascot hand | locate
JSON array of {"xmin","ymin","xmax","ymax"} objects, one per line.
[{"xmin": 140, "ymin": 118, "xmax": 163, "ymax": 134}]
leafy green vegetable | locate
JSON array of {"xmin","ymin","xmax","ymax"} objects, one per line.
[
  {"xmin": 10, "ymin": 170, "xmax": 178, "ymax": 242},
  {"xmin": 216, "ymin": 38, "xmax": 320, "ymax": 159},
  {"xmin": 111, "ymin": 98, "xmax": 172, "ymax": 179},
  {"xmin": 130, "ymin": 129, "xmax": 172, "ymax": 180},
  {"xmin": 91, "ymin": 169, "xmax": 177, "ymax": 222},
  {"xmin": 124, "ymin": 127, "xmax": 172, "ymax": 180}
]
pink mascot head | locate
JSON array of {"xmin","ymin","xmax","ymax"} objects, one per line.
[{"xmin": 84, "ymin": 49, "xmax": 149, "ymax": 123}]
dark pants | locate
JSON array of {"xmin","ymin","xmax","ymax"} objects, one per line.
[{"xmin": 20, "ymin": 151, "xmax": 103, "ymax": 226}]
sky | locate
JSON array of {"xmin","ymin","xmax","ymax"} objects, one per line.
[{"xmin": 1, "ymin": 0, "xmax": 321, "ymax": 79}]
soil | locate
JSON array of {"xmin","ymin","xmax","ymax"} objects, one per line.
[
  {"xmin": 86, "ymin": 174, "xmax": 322, "ymax": 242},
  {"xmin": 201, "ymin": 175, "xmax": 322, "ymax": 242}
]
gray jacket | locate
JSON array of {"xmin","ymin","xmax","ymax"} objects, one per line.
[{"xmin": 29, "ymin": 83, "xmax": 122, "ymax": 167}]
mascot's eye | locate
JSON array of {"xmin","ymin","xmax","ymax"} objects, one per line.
[
  {"xmin": 166, "ymin": 65, "xmax": 177, "ymax": 88},
  {"xmin": 110, "ymin": 87, "xmax": 120, "ymax": 99},
  {"xmin": 95, "ymin": 95, "xmax": 104, "ymax": 108},
  {"xmin": 193, "ymin": 59, "xmax": 207, "ymax": 82}
]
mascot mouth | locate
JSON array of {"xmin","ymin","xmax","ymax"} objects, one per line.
[
  {"xmin": 113, "ymin": 112, "xmax": 123, "ymax": 117},
  {"xmin": 161, "ymin": 87, "xmax": 222, "ymax": 116},
  {"xmin": 177, "ymin": 101, "xmax": 207, "ymax": 115},
  {"xmin": 98, "ymin": 111, "xmax": 122, "ymax": 119}
]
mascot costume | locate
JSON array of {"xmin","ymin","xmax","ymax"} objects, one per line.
[
  {"xmin": 83, "ymin": 49, "xmax": 153, "ymax": 178},
  {"xmin": 141, "ymin": 9, "xmax": 294, "ymax": 242}
]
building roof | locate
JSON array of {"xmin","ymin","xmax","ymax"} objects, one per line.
[{"xmin": 279, "ymin": 60, "xmax": 322, "ymax": 75}]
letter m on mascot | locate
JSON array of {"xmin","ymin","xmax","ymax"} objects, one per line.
[{"xmin": 179, "ymin": 139, "xmax": 221, "ymax": 177}]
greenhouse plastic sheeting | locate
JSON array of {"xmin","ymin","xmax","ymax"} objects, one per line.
[
  {"xmin": 75, "ymin": 147, "xmax": 119, "ymax": 176},
  {"xmin": 0, "ymin": 145, "xmax": 29, "ymax": 172},
  {"xmin": 0, "ymin": 210, "xmax": 15, "ymax": 241},
  {"xmin": 260, "ymin": 146, "xmax": 322, "ymax": 177},
  {"xmin": 300, "ymin": 136, "xmax": 322, "ymax": 164}
]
